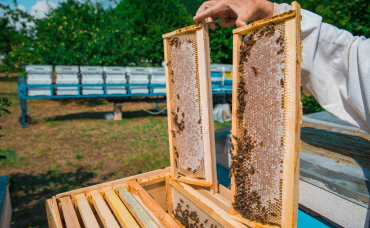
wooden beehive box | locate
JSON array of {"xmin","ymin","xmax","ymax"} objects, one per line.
[{"xmin": 45, "ymin": 2, "xmax": 301, "ymax": 227}]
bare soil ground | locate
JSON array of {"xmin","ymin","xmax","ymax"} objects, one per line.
[{"xmin": 0, "ymin": 75, "xmax": 230, "ymax": 227}]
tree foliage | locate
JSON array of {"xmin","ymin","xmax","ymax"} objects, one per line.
[
  {"xmin": 1, "ymin": 0, "xmax": 146, "ymax": 74},
  {"xmin": 114, "ymin": 0, "xmax": 194, "ymax": 65}
]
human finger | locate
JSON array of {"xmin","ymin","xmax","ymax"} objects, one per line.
[
  {"xmin": 208, "ymin": 16, "xmax": 216, "ymax": 30},
  {"xmin": 193, "ymin": 1, "xmax": 225, "ymax": 23},
  {"xmin": 235, "ymin": 13, "xmax": 251, "ymax": 28},
  {"xmin": 218, "ymin": 19, "xmax": 236, "ymax": 27}
]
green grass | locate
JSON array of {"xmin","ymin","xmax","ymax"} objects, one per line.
[{"xmin": 0, "ymin": 75, "xmax": 232, "ymax": 227}]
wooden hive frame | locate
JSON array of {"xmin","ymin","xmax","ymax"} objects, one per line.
[
  {"xmin": 166, "ymin": 176, "xmax": 248, "ymax": 228},
  {"xmin": 162, "ymin": 23, "xmax": 218, "ymax": 194},
  {"xmin": 230, "ymin": 2, "xmax": 302, "ymax": 228}
]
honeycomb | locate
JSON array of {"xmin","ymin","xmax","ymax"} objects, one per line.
[
  {"xmin": 172, "ymin": 187, "xmax": 223, "ymax": 228},
  {"xmin": 230, "ymin": 22, "xmax": 286, "ymax": 226},
  {"xmin": 167, "ymin": 31, "xmax": 206, "ymax": 179}
]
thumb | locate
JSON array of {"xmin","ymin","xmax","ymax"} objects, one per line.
[{"xmin": 235, "ymin": 13, "xmax": 250, "ymax": 28}]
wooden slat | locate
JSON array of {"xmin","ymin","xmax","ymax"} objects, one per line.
[
  {"xmin": 56, "ymin": 168, "xmax": 171, "ymax": 200},
  {"xmin": 75, "ymin": 193, "xmax": 100, "ymax": 228},
  {"xmin": 196, "ymin": 189, "xmax": 230, "ymax": 214},
  {"xmin": 281, "ymin": 2, "xmax": 301, "ymax": 228},
  {"xmin": 50, "ymin": 196, "xmax": 63, "ymax": 228},
  {"xmin": 60, "ymin": 196, "xmax": 81, "ymax": 228},
  {"xmin": 230, "ymin": 32, "xmax": 242, "ymax": 216},
  {"xmin": 232, "ymin": 10, "xmax": 296, "ymax": 35},
  {"xmin": 162, "ymin": 24, "xmax": 203, "ymax": 39},
  {"xmin": 116, "ymin": 184, "xmax": 158, "ymax": 228},
  {"xmin": 163, "ymin": 37, "xmax": 178, "ymax": 180},
  {"xmin": 46, "ymin": 199, "xmax": 63, "ymax": 228},
  {"xmin": 90, "ymin": 190, "xmax": 120, "ymax": 228},
  {"xmin": 127, "ymin": 180, "xmax": 181, "ymax": 228},
  {"xmin": 169, "ymin": 178, "xmax": 246, "ymax": 228},
  {"xmin": 293, "ymin": 1, "xmax": 302, "ymax": 227},
  {"xmin": 196, "ymin": 23, "xmax": 218, "ymax": 194},
  {"xmin": 102, "ymin": 186, "xmax": 140, "ymax": 228}
]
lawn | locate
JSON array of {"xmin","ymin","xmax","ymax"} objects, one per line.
[{"xmin": 0, "ymin": 75, "xmax": 231, "ymax": 227}]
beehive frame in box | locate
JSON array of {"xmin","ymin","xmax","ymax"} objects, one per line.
[
  {"xmin": 229, "ymin": 2, "xmax": 302, "ymax": 227},
  {"xmin": 162, "ymin": 23, "xmax": 218, "ymax": 193},
  {"xmin": 166, "ymin": 176, "xmax": 247, "ymax": 228}
]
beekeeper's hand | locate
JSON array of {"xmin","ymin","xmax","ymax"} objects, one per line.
[{"xmin": 193, "ymin": 0, "xmax": 274, "ymax": 30}]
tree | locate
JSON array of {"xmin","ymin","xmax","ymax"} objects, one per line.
[
  {"xmin": 114, "ymin": 0, "xmax": 194, "ymax": 65},
  {"xmin": 2, "ymin": 0, "xmax": 143, "ymax": 74}
]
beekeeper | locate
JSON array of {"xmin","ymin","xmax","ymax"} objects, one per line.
[{"xmin": 193, "ymin": 0, "xmax": 370, "ymax": 133}]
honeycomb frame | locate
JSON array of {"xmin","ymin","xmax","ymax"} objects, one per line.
[
  {"xmin": 166, "ymin": 177, "xmax": 246, "ymax": 228},
  {"xmin": 163, "ymin": 24, "xmax": 218, "ymax": 194},
  {"xmin": 230, "ymin": 2, "xmax": 302, "ymax": 228}
]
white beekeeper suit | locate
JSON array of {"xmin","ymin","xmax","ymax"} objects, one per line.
[{"xmin": 274, "ymin": 3, "xmax": 370, "ymax": 133}]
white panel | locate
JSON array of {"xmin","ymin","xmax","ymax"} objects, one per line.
[{"xmin": 299, "ymin": 180, "xmax": 369, "ymax": 228}]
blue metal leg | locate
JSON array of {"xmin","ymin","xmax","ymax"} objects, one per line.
[
  {"xmin": 24, "ymin": 99, "xmax": 28, "ymax": 116},
  {"xmin": 20, "ymin": 99, "xmax": 26, "ymax": 128},
  {"xmin": 155, "ymin": 96, "xmax": 159, "ymax": 109}
]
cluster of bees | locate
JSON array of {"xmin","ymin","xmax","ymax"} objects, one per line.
[
  {"xmin": 169, "ymin": 37, "xmax": 192, "ymax": 48},
  {"xmin": 230, "ymin": 131, "xmax": 279, "ymax": 225},
  {"xmin": 169, "ymin": 37, "xmax": 180, "ymax": 47},
  {"xmin": 171, "ymin": 107, "xmax": 185, "ymax": 137},
  {"xmin": 174, "ymin": 200, "xmax": 217, "ymax": 228},
  {"xmin": 231, "ymin": 23, "xmax": 282, "ymax": 225}
]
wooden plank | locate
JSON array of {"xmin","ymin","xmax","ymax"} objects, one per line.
[
  {"xmin": 196, "ymin": 189, "xmax": 230, "ymax": 214},
  {"xmin": 59, "ymin": 196, "xmax": 81, "ymax": 228},
  {"xmin": 169, "ymin": 179, "xmax": 246, "ymax": 228},
  {"xmin": 230, "ymin": 32, "xmax": 242, "ymax": 216},
  {"xmin": 280, "ymin": 2, "xmax": 301, "ymax": 228},
  {"xmin": 56, "ymin": 167, "xmax": 170, "ymax": 199},
  {"xmin": 162, "ymin": 24, "xmax": 203, "ymax": 39},
  {"xmin": 232, "ymin": 10, "xmax": 296, "ymax": 35},
  {"xmin": 116, "ymin": 184, "xmax": 158, "ymax": 228},
  {"xmin": 171, "ymin": 176, "xmax": 213, "ymax": 188},
  {"xmin": 90, "ymin": 190, "xmax": 120, "ymax": 228},
  {"xmin": 196, "ymin": 23, "xmax": 218, "ymax": 195},
  {"xmin": 46, "ymin": 199, "xmax": 59, "ymax": 228},
  {"xmin": 75, "ymin": 193, "xmax": 100, "ymax": 228},
  {"xmin": 139, "ymin": 176, "xmax": 166, "ymax": 187},
  {"xmin": 49, "ymin": 196, "xmax": 63, "ymax": 228},
  {"xmin": 102, "ymin": 186, "xmax": 140, "ymax": 228},
  {"xmin": 293, "ymin": 1, "xmax": 302, "ymax": 227},
  {"xmin": 163, "ymin": 37, "xmax": 178, "ymax": 179},
  {"xmin": 218, "ymin": 183, "xmax": 231, "ymax": 200},
  {"xmin": 127, "ymin": 180, "xmax": 181, "ymax": 228}
]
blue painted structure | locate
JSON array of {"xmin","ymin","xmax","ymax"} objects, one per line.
[
  {"xmin": 0, "ymin": 176, "xmax": 8, "ymax": 217},
  {"xmin": 17, "ymin": 75, "xmax": 232, "ymax": 128}
]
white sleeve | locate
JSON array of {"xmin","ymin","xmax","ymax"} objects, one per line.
[{"xmin": 274, "ymin": 3, "xmax": 370, "ymax": 133}]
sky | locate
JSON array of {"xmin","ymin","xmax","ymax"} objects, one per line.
[{"xmin": 0, "ymin": 0, "xmax": 118, "ymax": 18}]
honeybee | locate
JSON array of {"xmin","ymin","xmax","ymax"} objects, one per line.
[{"xmin": 251, "ymin": 66, "xmax": 259, "ymax": 75}]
